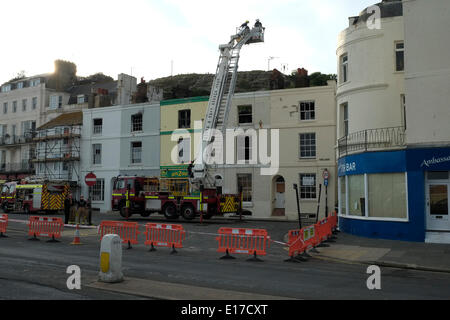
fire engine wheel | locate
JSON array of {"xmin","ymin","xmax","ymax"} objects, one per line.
[
  {"xmin": 119, "ymin": 205, "xmax": 133, "ymax": 218},
  {"xmin": 181, "ymin": 204, "xmax": 196, "ymax": 221},
  {"xmin": 2, "ymin": 204, "xmax": 10, "ymax": 214},
  {"xmin": 163, "ymin": 203, "xmax": 179, "ymax": 220}
]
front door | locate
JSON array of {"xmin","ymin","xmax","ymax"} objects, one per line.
[
  {"xmin": 426, "ymin": 183, "xmax": 450, "ymax": 231},
  {"xmin": 273, "ymin": 179, "xmax": 285, "ymax": 216}
]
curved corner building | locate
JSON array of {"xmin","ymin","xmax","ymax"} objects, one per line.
[{"xmin": 336, "ymin": 0, "xmax": 450, "ymax": 243}]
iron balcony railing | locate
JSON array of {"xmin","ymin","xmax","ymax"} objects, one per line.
[
  {"xmin": 0, "ymin": 132, "xmax": 36, "ymax": 146},
  {"xmin": 338, "ymin": 126, "xmax": 406, "ymax": 157},
  {"xmin": 0, "ymin": 162, "xmax": 35, "ymax": 174}
]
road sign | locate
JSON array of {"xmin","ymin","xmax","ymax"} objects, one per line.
[
  {"xmin": 322, "ymin": 169, "xmax": 329, "ymax": 180},
  {"xmin": 324, "ymin": 179, "xmax": 329, "ymax": 187},
  {"xmin": 85, "ymin": 172, "xmax": 97, "ymax": 187}
]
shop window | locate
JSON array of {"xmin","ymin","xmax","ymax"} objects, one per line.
[
  {"xmin": 368, "ymin": 173, "xmax": 407, "ymax": 219},
  {"xmin": 348, "ymin": 175, "xmax": 365, "ymax": 216},
  {"xmin": 339, "ymin": 176, "xmax": 347, "ymax": 215}
]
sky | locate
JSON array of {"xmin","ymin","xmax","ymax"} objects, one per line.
[{"xmin": 0, "ymin": 0, "xmax": 377, "ymax": 85}]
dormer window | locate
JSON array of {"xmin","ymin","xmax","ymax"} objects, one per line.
[
  {"xmin": 1, "ymin": 85, "xmax": 11, "ymax": 92},
  {"xmin": 77, "ymin": 95, "xmax": 85, "ymax": 104}
]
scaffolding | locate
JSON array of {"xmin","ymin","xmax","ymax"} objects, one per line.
[{"xmin": 32, "ymin": 125, "xmax": 81, "ymax": 184}]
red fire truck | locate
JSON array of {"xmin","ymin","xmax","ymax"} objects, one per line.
[
  {"xmin": 111, "ymin": 176, "xmax": 241, "ymax": 221},
  {"xmin": 1, "ymin": 180, "xmax": 69, "ymax": 214}
]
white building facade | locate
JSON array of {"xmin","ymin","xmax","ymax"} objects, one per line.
[
  {"xmin": 336, "ymin": 0, "xmax": 450, "ymax": 243},
  {"xmin": 0, "ymin": 75, "xmax": 67, "ymax": 180},
  {"xmin": 210, "ymin": 81, "xmax": 337, "ymax": 221},
  {"xmin": 80, "ymin": 102, "xmax": 160, "ymax": 212}
]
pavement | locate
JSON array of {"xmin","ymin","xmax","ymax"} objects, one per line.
[{"xmin": 312, "ymin": 231, "xmax": 450, "ymax": 273}]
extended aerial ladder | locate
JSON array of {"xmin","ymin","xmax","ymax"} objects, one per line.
[{"xmin": 191, "ymin": 20, "xmax": 265, "ymax": 189}]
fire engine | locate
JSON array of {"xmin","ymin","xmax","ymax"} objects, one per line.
[
  {"xmin": 111, "ymin": 20, "xmax": 265, "ymax": 221},
  {"xmin": 1, "ymin": 180, "xmax": 69, "ymax": 214},
  {"xmin": 111, "ymin": 175, "xmax": 241, "ymax": 220}
]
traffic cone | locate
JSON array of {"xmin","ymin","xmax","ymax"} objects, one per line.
[{"xmin": 70, "ymin": 224, "xmax": 82, "ymax": 245}]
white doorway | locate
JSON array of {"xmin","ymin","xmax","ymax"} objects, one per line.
[
  {"xmin": 272, "ymin": 176, "xmax": 285, "ymax": 216},
  {"xmin": 425, "ymin": 171, "xmax": 450, "ymax": 243}
]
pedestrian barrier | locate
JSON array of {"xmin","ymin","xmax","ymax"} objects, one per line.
[
  {"xmin": 143, "ymin": 223, "xmax": 186, "ymax": 254},
  {"xmin": 329, "ymin": 211, "xmax": 339, "ymax": 233},
  {"xmin": 28, "ymin": 216, "xmax": 64, "ymax": 242},
  {"xmin": 0, "ymin": 214, "xmax": 8, "ymax": 238},
  {"xmin": 302, "ymin": 225, "xmax": 320, "ymax": 253},
  {"xmin": 216, "ymin": 227, "xmax": 270, "ymax": 262},
  {"xmin": 285, "ymin": 229, "xmax": 306, "ymax": 262},
  {"xmin": 99, "ymin": 221, "xmax": 140, "ymax": 249},
  {"xmin": 315, "ymin": 217, "xmax": 333, "ymax": 247}
]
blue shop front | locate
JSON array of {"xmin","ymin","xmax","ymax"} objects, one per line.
[{"xmin": 338, "ymin": 147, "xmax": 450, "ymax": 243}]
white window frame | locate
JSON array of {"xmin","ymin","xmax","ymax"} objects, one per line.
[
  {"xmin": 340, "ymin": 54, "xmax": 348, "ymax": 83},
  {"xmin": 178, "ymin": 109, "xmax": 191, "ymax": 129},
  {"xmin": 237, "ymin": 173, "xmax": 252, "ymax": 203},
  {"xmin": 395, "ymin": 41, "xmax": 405, "ymax": 72},
  {"xmin": 236, "ymin": 134, "xmax": 257, "ymax": 164},
  {"xmin": 299, "ymin": 173, "xmax": 317, "ymax": 200},
  {"xmin": 237, "ymin": 105, "xmax": 253, "ymax": 125},
  {"xmin": 299, "ymin": 101, "xmax": 315, "ymax": 121},
  {"xmin": 93, "ymin": 118, "xmax": 103, "ymax": 135},
  {"xmin": 90, "ymin": 178, "xmax": 105, "ymax": 202},
  {"xmin": 92, "ymin": 144, "xmax": 102, "ymax": 165},
  {"xmin": 49, "ymin": 95, "xmax": 59, "ymax": 110},
  {"xmin": 131, "ymin": 113, "xmax": 143, "ymax": 132},
  {"xmin": 131, "ymin": 141, "xmax": 142, "ymax": 164},
  {"xmin": 299, "ymin": 133, "xmax": 316, "ymax": 159},
  {"xmin": 77, "ymin": 95, "xmax": 85, "ymax": 104}
]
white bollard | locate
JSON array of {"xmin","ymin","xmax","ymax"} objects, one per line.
[{"xmin": 98, "ymin": 234, "xmax": 123, "ymax": 283}]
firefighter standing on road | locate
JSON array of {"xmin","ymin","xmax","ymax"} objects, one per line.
[
  {"xmin": 64, "ymin": 192, "xmax": 72, "ymax": 224},
  {"xmin": 77, "ymin": 195, "xmax": 88, "ymax": 225}
]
